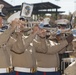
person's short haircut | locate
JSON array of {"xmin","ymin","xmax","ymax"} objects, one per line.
[{"xmin": 19, "ymin": 17, "xmax": 25, "ymax": 21}]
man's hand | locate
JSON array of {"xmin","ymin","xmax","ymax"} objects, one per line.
[
  {"xmin": 10, "ymin": 18, "xmax": 20, "ymax": 28},
  {"xmin": 10, "ymin": 18, "xmax": 26, "ymax": 32}
]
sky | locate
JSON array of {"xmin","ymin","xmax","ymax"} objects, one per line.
[{"xmin": 4, "ymin": 0, "xmax": 76, "ymax": 14}]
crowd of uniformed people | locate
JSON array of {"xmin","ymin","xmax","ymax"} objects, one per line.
[{"xmin": 0, "ymin": 4, "xmax": 76, "ymax": 75}]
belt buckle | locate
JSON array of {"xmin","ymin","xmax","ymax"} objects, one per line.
[
  {"xmin": 6, "ymin": 67, "xmax": 14, "ymax": 73},
  {"xmin": 9, "ymin": 67, "xmax": 14, "ymax": 72},
  {"xmin": 30, "ymin": 68, "xmax": 36, "ymax": 73}
]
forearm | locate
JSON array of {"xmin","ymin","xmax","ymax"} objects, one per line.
[
  {"xmin": 47, "ymin": 40, "xmax": 68, "ymax": 54},
  {"xmin": 0, "ymin": 26, "xmax": 16, "ymax": 46}
]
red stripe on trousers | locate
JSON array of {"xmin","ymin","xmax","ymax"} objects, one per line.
[
  {"xmin": 16, "ymin": 71, "xmax": 19, "ymax": 75},
  {"xmin": 44, "ymin": 72, "xmax": 46, "ymax": 75}
]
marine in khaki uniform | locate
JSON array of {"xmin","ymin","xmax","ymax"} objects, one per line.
[
  {"xmin": 32, "ymin": 23, "xmax": 73, "ymax": 75},
  {"xmin": 55, "ymin": 19, "xmax": 74, "ymax": 74},
  {"xmin": 0, "ymin": 4, "xmax": 19, "ymax": 75},
  {"xmin": 63, "ymin": 10, "xmax": 76, "ymax": 75},
  {"xmin": 11, "ymin": 26, "xmax": 39, "ymax": 75},
  {"xmin": 64, "ymin": 27, "xmax": 76, "ymax": 75},
  {"xmin": 0, "ymin": 18, "xmax": 21, "ymax": 74},
  {"xmin": 7, "ymin": 11, "xmax": 40, "ymax": 75}
]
